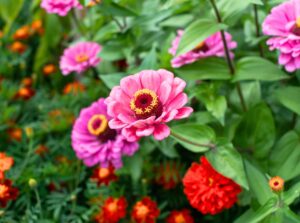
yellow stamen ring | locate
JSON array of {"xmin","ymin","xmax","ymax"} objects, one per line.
[
  {"xmin": 130, "ymin": 89, "xmax": 158, "ymax": 115},
  {"xmin": 87, "ymin": 114, "xmax": 108, "ymax": 136}
]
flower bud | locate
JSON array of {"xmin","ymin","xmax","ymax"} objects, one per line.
[
  {"xmin": 269, "ymin": 176, "xmax": 284, "ymax": 192},
  {"xmin": 28, "ymin": 178, "xmax": 37, "ymax": 188}
]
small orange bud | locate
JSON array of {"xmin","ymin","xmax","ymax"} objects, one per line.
[
  {"xmin": 31, "ymin": 20, "xmax": 44, "ymax": 35},
  {"xmin": 43, "ymin": 64, "xmax": 57, "ymax": 76},
  {"xmin": 269, "ymin": 176, "xmax": 284, "ymax": 192},
  {"xmin": 7, "ymin": 128, "xmax": 22, "ymax": 142},
  {"xmin": 21, "ymin": 77, "xmax": 33, "ymax": 88},
  {"xmin": 63, "ymin": 81, "xmax": 85, "ymax": 95},
  {"xmin": 14, "ymin": 87, "xmax": 35, "ymax": 100},
  {"xmin": 13, "ymin": 26, "xmax": 30, "ymax": 40},
  {"xmin": 10, "ymin": 41, "xmax": 27, "ymax": 54},
  {"xmin": 0, "ymin": 31, "xmax": 3, "ymax": 39},
  {"xmin": 35, "ymin": 145, "xmax": 49, "ymax": 156},
  {"xmin": 88, "ymin": 0, "xmax": 102, "ymax": 7}
]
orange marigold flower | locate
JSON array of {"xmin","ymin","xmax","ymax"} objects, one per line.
[
  {"xmin": 35, "ymin": 145, "xmax": 49, "ymax": 156},
  {"xmin": 21, "ymin": 77, "xmax": 33, "ymax": 88},
  {"xmin": 99, "ymin": 197, "xmax": 127, "ymax": 223},
  {"xmin": 63, "ymin": 81, "xmax": 85, "ymax": 95},
  {"xmin": 183, "ymin": 157, "xmax": 241, "ymax": 215},
  {"xmin": 155, "ymin": 161, "xmax": 182, "ymax": 190},
  {"xmin": 90, "ymin": 165, "xmax": 117, "ymax": 186},
  {"xmin": 0, "ymin": 153, "xmax": 14, "ymax": 180},
  {"xmin": 31, "ymin": 20, "xmax": 44, "ymax": 35},
  {"xmin": 7, "ymin": 128, "xmax": 22, "ymax": 142},
  {"xmin": 269, "ymin": 176, "xmax": 284, "ymax": 192},
  {"xmin": 131, "ymin": 197, "xmax": 160, "ymax": 223},
  {"xmin": 166, "ymin": 209, "xmax": 194, "ymax": 223},
  {"xmin": 43, "ymin": 64, "xmax": 57, "ymax": 76},
  {"xmin": 13, "ymin": 26, "xmax": 30, "ymax": 40},
  {"xmin": 0, "ymin": 179, "xmax": 19, "ymax": 207},
  {"xmin": 14, "ymin": 87, "xmax": 35, "ymax": 100},
  {"xmin": 10, "ymin": 41, "xmax": 27, "ymax": 54},
  {"xmin": 88, "ymin": 0, "xmax": 102, "ymax": 7}
]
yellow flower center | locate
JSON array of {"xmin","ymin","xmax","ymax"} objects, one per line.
[
  {"xmin": 87, "ymin": 114, "xmax": 108, "ymax": 136},
  {"xmin": 98, "ymin": 167, "xmax": 110, "ymax": 179},
  {"xmin": 136, "ymin": 203, "xmax": 149, "ymax": 219},
  {"xmin": 130, "ymin": 89, "xmax": 161, "ymax": 119},
  {"xmin": 296, "ymin": 17, "xmax": 300, "ymax": 28},
  {"xmin": 0, "ymin": 185, "xmax": 8, "ymax": 198},
  {"xmin": 107, "ymin": 199, "xmax": 118, "ymax": 213},
  {"xmin": 175, "ymin": 214, "xmax": 186, "ymax": 223},
  {"xmin": 75, "ymin": 53, "xmax": 89, "ymax": 63},
  {"xmin": 209, "ymin": 177, "xmax": 214, "ymax": 186}
]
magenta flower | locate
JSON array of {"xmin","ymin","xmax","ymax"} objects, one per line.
[
  {"xmin": 105, "ymin": 69, "xmax": 193, "ymax": 142},
  {"xmin": 60, "ymin": 42, "xmax": 101, "ymax": 75},
  {"xmin": 71, "ymin": 98, "xmax": 139, "ymax": 169},
  {"xmin": 41, "ymin": 0, "xmax": 82, "ymax": 16},
  {"xmin": 169, "ymin": 30, "xmax": 237, "ymax": 68},
  {"xmin": 263, "ymin": 0, "xmax": 300, "ymax": 72}
]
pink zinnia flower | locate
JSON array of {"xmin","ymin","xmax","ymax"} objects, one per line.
[
  {"xmin": 169, "ymin": 30, "xmax": 237, "ymax": 68},
  {"xmin": 263, "ymin": 0, "xmax": 300, "ymax": 72},
  {"xmin": 41, "ymin": 0, "xmax": 82, "ymax": 16},
  {"xmin": 71, "ymin": 98, "xmax": 139, "ymax": 169},
  {"xmin": 60, "ymin": 42, "xmax": 101, "ymax": 75},
  {"xmin": 105, "ymin": 69, "xmax": 193, "ymax": 142}
]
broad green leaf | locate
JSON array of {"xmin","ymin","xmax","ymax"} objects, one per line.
[
  {"xmin": 175, "ymin": 57, "xmax": 231, "ymax": 80},
  {"xmin": 176, "ymin": 19, "xmax": 227, "ymax": 56},
  {"xmin": 275, "ymin": 87, "xmax": 300, "ymax": 116},
  {"xmin": 99, "ymin": 73, "xmax": 125, "ymax": 89},
  {"xmin": 125, "ymin": 153, "xmax": 143, "ymax": 182},
  {"xmin": 139, "ymin": 44, "xmax": 158, "ymax": 70},
  {"xmin": 154, "ymin": 138, "xmax": 179, "ymax": 158},
  {"xmin": 205, "ymin": 96, "xmax": 227, "ymax": 125},
  {"xmin": 283, "ymin": 207, "xmax": 300, "ymax": 223},
  {"xmin": 248, "ymin": 0, "xmax": 263, "ymax": 5},
  {"xmin": 244, "ymin": 160, "xmax": 274, "ymax": 205},
  {"xmin": 159, "ymin": 14, "xmax": 194, "ymax": 27},
  {"xmin": 284, "ymin": 182, "xmax": 300, "ymax": 205},
  {"xmin": 171, "ymin": 124, "xmax": 216, "ymax": 153},
  {"xmin": 0, "ymin": 0, "xmax": 24, "ymax": 33},
  {"xmin": 269, "ymin": 131, "xmax": 300, "ymax": 181},
  {"xmin": 99, "ymin": 2, "xmax": 138, "ymax": 17},
  {"xmin": 206, "ymin": 140, "xmax": 248, "ymax": 189},
  {"xmin": 93, "ymin": 22, "xmax": 120, "ymax": 42},
  {"xmin": 234, "ymin": 198, "xmax": 278, "ymax": 223},
  {"xmin": 234, "ymin": 57, "xmax": 288, "ymax": 82},
  {"xmin": 234, "ymin": 103, "xmax": 275, "ymax": 159}
]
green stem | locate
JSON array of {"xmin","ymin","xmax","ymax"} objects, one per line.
[
  {"xmin": 170, "ymin": 131, "xmax": 216, "ymax": 149},
  {"xmin": 34, "ymin": 188, "xmax": 43, "ymax": 219},
  {"xmin": 253, "ymin": 4, "xmax": 264, "ymax": 57},
  {"xmin": 209, "ymin": 0, "xmax": 247, "ymax": 112}
]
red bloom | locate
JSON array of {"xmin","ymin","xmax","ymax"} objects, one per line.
[
  {"xmin": 0, "ymin": 179, "xmax": 19, "ymax": 207},
  {"xmin": 155, "ymin": 161, "xmax": 182, "ymax": 190},
  {"xmin": 183, "ymin": 157, "xmax": 241, "ymax": 215},
  {"xmin": 166, "ymin": 209, "xmax": 194, "ymax": 223},
  {"xmin": 90, "ymin": 165, "xmax": 117, "ymax": 186},
  {"xmin": 99, "ymin": 197, "xmax": 127, "ymax": 223},
  {"xmin": 131, "ymin": 197, "xmax": 160, "ymax": 223}
]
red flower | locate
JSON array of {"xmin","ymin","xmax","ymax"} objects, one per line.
[
  {"xmin": 131, "ymin": 197, "xmax": 160, "ymax": 223},
  {"xmin": 0, "ymin": 179, "xmax": 19, "ymax": 207},
  {"xmin": 155, "ymin": 161, "xmax": 182, "ymax": 190},
  {"xmin": 183, "ymin": 157, "xmax": 241, "ymax": 215},
  {"xmin": 166, "ymin": 209, "xmax": 194, "ymax": 223},
  {"xmin": 90, "ymin": 165, "xmax": 117, "ymax": 186},
  {"xmin": 95, "ymin": 197, "xmax": 127, "ymax": 223}
]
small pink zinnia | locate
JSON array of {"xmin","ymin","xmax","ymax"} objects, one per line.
[
  {"xmin": 71, "ymin": 98, "xmax": 139, "ymax": 169},
  {"xmin": 105, "ymin": 69, "xmax": 193, "ymax": 142},
  {"xmin": 263, "ymin": 0, "xmax": 300, "ymax": 72},
  {"xmin": 41, "ymin": 0, "xmax": 82, "ymax": 16},
  {"xmin": 60, "ymin": 42, "xmax": 101, "ymax": 75},
  {"xmin": 169, "ymin": 30, "xmax": 237, "ymax": 68}
]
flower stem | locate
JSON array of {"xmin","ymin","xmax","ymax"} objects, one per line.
[
  {"xmin": 209, "ymin": 0, "xmax": 247, "ymax": 112},
  {"xmin": 253, "ymin": 4, "xmax": 264, "ymax": 57},
  {"xmin": 34, "ymin": 188, "xmax": 43, "ymax": 219},
  {"xmin": 170, "ymin": 131, "xmax": 216, "ymax": 149}
]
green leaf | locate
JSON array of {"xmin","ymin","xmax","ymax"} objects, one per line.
[
  {"xmin": 0, "ymin": 0, "xmax": 24, "ymax": 33},
  {"xmin": 126, "ymin": 153, "xmax": 143, "ymax": 182},
  {"xmin": 234, "ymin": 57, "xmax": 288, "ymax": 82},
  {"xmin": 99, "ymin": 73, "xmax": 125, "ymax": 89},
  {"xmin": 100, "ymin": 2, "xmax": 138, "ymax": 17},
  {"xmin": 244, "ymin": 160, "xmax": 274, "ymax": 205},
  {"xmin": 175, "ymin": 57, "xmax": 231, "ymax": 81},
  {"xmin": 269, "ymin": 131, "xmax": 300, "ymax": 181},
  {"xmin": 283, "ymin": 207, "xmax": 300, "ymax": 223},
  {"xmin": 206, "ymin": 140, "xmax": 248, "ymax": 189},
  {"xmin": 154, "ymin": 138, "xmax": 179, "ymax": 158},
  {"xmin": 234, "ymin": 198, "xmax": 278, "ymax": 223},
  {"xmin": 159, "ymin": 14, "xmax": 194, "ymax": 27},
  {"xmin": 275, "ymin": 87, "xmax": 300, "ymax": 116},
  {"xmin": 171, "ymin": 124, "xmax": 216, "ymax": 153},
  {"xmin": 284, "ymin": 182, "xmax": 300, "ymax": 205},
  {"xmin": 139, "ymin": 44, "xmax": 158, "ymax": 70},
  {"xmin": 234, "ymin": 103, "xmax": 275, "ymax": 159},
  {"xmin": 176, "ymin": 19, "xmax": 227, "ymax": 56}
]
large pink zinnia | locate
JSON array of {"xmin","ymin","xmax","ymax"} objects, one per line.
[
  {"xmin": 60, "ymin": 42, "xmax": 101, "ymax": 75},
  {"xmin": 263, "ymin": 0, "xmax": 300, "ymax": 72},
  {"xmin": 105, "ymin": 69, "xmax": 193, "ymax": 142},
  {"xmin": 71, "ymin": 98, "xmax": 139, "ymax": 169},
  {"xmin": 169, "ymin": 30, "xmax": 237, "ymax": 68},
  {"xmin": 41, "ymin": 0, "xmax": 82, "ymax": 16}
]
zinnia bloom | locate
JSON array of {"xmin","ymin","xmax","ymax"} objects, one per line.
[
  {"xmin": 60, "ymin": 42, "xmax": 101, "ymax": 75},
  {"xmin": 262, "ymin": 0, "xmax": 300, "ymax": 72},
  {"xmin": 105, "ymin": 69, "xmax": 193, "ymax": 142},
  {"xmin": 183, "ymin": 157, "xmax": 241, "ymax": 215},
  {"xmin": 269, "ymin": 176, "xmax": 284, "ymax": 192},
  {"xmin": 41, "ymin": 0, "xmax": 82, "ymax": 16},
  {"xmin": 100, "ymin": 197, "xmax": 127, "ymax": 223},
  {"xmin": 0, "ymin": 153, "xmax": 14, "ymax": 180},
  {"xmin": 131, "ymin": 197, "xmax": 160, "ymax": 223},
  {"xmin": 155, "ymin": 161, "xmax": 182, "ymax": 190},
  {"xmin": 166, "ymin": 209, "xmax": 194, "ymax": 223},
  {"xmin": 169, "ymin": 30, "xmax": 237, "ymax": 68},
  {"xmin": 90, "ymin": 165, "xmax": 117, "ymax": 186},
  {"xmin": 0, "ymin": 179, "xmax": 19, "ymax": 207},
  {"xmin": 71, "ymin": 98, "xmax": 139, "ymax": 168}
]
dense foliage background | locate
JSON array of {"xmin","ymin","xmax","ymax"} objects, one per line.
[{"xmin": 0, "ymin": 0, "xmax": 300, "ymax": 222}]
